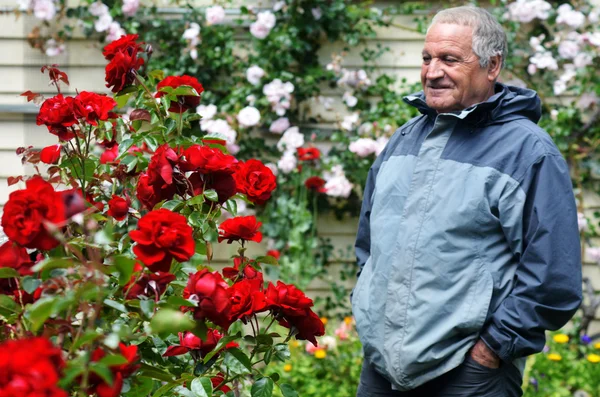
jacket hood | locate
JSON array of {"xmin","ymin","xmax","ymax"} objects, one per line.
[{"xmin": 403, "ymin": 83, "xmax": 542, "ymax": 125}]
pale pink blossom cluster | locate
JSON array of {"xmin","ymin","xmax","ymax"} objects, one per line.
[
  {"xmin": 556, "ymin": 4, "xmax": 586, "ymax": 29},
  {"xmin": 349, "ymin": 137, "xmax": 388, "ymax": 158},
  {"xmin": 553, "ymin": 65, "xmax": 576, "ymax": 95},
  {"xmin": 263, "ymin": 79, "xmax": 294, "ymax": 116},
  {"xmin": 198, "ymin": 108, "xmax": 239, "ymax": 154},
  {"xmin": 577, "ymin": 93, "xmax": 599, "ymax": 110},
  {"xmin": 323, "ymin": 165, "xmax": 353, "ymax": 198},
  {"xmin": 276, "ymin": 127, "xmax": 304, "ymax": 174},
  {"xmin": 528, "ymin": 51, "xmax": 558, "ymax": 74},
  {"xmin": 237, "ymin": 106, "xmax": 261, "ymax": 128},
  {"xmin": 273, "ymin": 1, "xmax": 286, "ymax": 12},
  {"xmin": 343, "ymin": 91, "xmax": 358, "ymax": 108},
  {"xmin": 337, "ymin": 69, "xmax": 372, "ymax": 90},
  {"xmin": 269, "ymin": 117, "xmax": 290, "ymax": 134},
  {"xmin": 182, "ymin": 23, "xmax": 201, "ymax": 59},
  {"xmin": 334, "ymin": 319, "xmax": 354, "ymax": 340},
  {"xmin": 205, "ymin": 5, "xmax": 226, "ymax": 25},
  {"xmin": 45, "ymin": 39, "xmax": 65, "ymax": 57},
  {"xmin": 250, "ymin": 11, "xmax": 276, "ymax": 39},
  {"xmin": 305, "ymin": 336, "xmax": 336, "ymax": 354},
  {"xmin": 341, "ymin": 112, "xmax": 360, "ymax": 131},
  {"xmin": 587, "ymin": 247, "xmax": 600, "ymax": 264},
  {"xmin": 246, "ymin": 65, "xmax": 265, "ymax": 86},
  {"xmin": 578, "ymin": 212, "xmax": 588, "ymax": 232},
  {"xmin": 506, "ymin": 0, "xmax": 551, "ymax": 23},
  {"xmin": 106, "ymin": 22, "xmax": 126, "ymax": 42},
  {"xmin": 311, "ymin": 7, "xmax": 323, "ymax": 20},
  {"xmin": 122, "ymin": 0, "xmax": 139, "ymax": 17}
]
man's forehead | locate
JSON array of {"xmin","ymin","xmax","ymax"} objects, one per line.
[{"xmin": 423, "ymin": 23, "xmax": 473, "ymax": 55}]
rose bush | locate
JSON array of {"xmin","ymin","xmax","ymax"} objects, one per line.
[{"xmin": 0, "ymin": 35, "xmax": 326, "ymax": 397}]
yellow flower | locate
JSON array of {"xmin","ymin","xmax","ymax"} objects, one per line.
[
  {"xmin": 320, "ymin": 317, "xmax": 328, "ymax": 326},
  {"xmin": 284, "ymin": 364, "xmax": 293, "ymax": 372},
  {"xmin": 290, "ymin": 340, "xmax": 300, "ymax": 348},
  {"xmin": 587, "ymin": 354, "xmax": 600, "ymax": 363},
  {"xmin": 594, "ymin": 342, "xmax": 600, "ymax": 350},
  {"xmin": 344, "ymin": 316, "xmax": 353, "ymax": 325},
  {"xmin": 314, "ymin": 349, "xmax": 327, "ymax": 359},
  {"xmin": 553, "ymin": 334, "xmax": 569, "ymax": 344},
  {"xmin": 547, "ymin": 353, "xmax": 562, "ymax": 361}
]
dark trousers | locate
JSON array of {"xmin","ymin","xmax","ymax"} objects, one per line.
[{"xmin": 357, "ymin": 356, "xmax": 523, "ymax": 397}]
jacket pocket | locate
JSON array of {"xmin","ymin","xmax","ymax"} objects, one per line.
[{"xmin": 461, "ymin": 259, "xmax": 494, "ymax": 333}]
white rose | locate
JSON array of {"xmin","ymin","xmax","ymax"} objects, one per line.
[
  {"xmin": 257, "ymin": 11, "xmax": 276, "ymax": 29},
  {"xmin": 33, "ymin": 0, "xmax": 56, "ymax": 20},
  {"xmin": 197, "ymin": 104, "xmax": 217, "ymax": 120},
  {"xmin": 246, "ymin": 65, "xmax": 265, "ymax": 85},
  {"xmin": 277, "ymin": 152, "xmax": 297, "ymax": 174},
  {"xmin": 95, "ymin": 13, "xmax": 113, "ymax": 32},
  {"xmin": 277, "ymin": 127, "xmax": 304, "ymax": 152},
  {"xmin": 45, "ymin": 39, "xmax": 65, "ymax": 57},
  {"xmin": 311, "ymin": 7, "xmax": 322, "ymax": 20},
  {"xmin": 558, "ymin": 40, "xmax": 579, "ymax": 60},
  {"xmin": 341, "ymin": 112, "xmax": 360, "ymax": 131},
  {"xmin": 273, "ymin": 1, "xmax": 285, "ymax": 12},
  {"xmin": 206, "ymin": 5, "xmax": 226, "ymax": 25},
  {"xmin": 183, "ymin": 23, "xmax": 201, "ymax": 40},
  {"xmin": 324, "ymin": 174, "xmax": 353, "ymax": 198},
  {"xmin": 348, "ymin": 138, "xmax": 377, "ymax": 158},
  {"xmin": 574, "ymin": 52, "xmax": 593, "ymax": 68},
  {"xmin": 343, "ymin": 91, "xmax": 358, "ymax": 107},
  {"xmin": 269, "ymin": 117, "xmax": 290, "ymax": 134},
  {"xmin": 122, "ymin": 0, "xmax": 139, "ymax": 17},
  {"xmin": 237, "ymin": 106, "xmax": 261, "ymax": 128},
  {"xmin": 265, "ymin": 162, "xmax": 278, "ymax": 176},
  {"xmin": 105, "ymin": 22, "xmax": 126, "ymax": 42},
  {"xmin": 250, "ymin": 22, "xmax": 271, "ymax": 39},
  {"xmin": 89, "ymin": 1, "xmax": 108, "ymax": 16}
]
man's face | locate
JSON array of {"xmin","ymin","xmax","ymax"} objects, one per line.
[{"xmin": 421, "ymin": 23, "xmax": 496, "ymax": 113}]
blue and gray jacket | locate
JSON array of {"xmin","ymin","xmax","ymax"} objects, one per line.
[{"xmin": 351, "ymin": 83, "xmax": 582, "ymax": 391}]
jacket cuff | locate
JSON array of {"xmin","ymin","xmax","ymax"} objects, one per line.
[{"xmin": 480, "ymin": 326, "xmax": 513, "ymax": 363}]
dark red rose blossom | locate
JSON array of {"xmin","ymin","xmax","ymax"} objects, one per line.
[
  {"xmin": 183, "ymin": 269, "xmax": 232, "ymax": 329},
  {"xmin": 162, "ymin": 329, "xmax": 223, "ymax": 359},
  {"xmin": 222, "ymin": 257, "xmax": 263, "ymax": 283},
  {"xmin": 304, "ymin": 176, "xmax": 326, "ymax": 193},
  {"xmin": 123, "ymin": 263, "xmax": 176, "ymax": 300},
  {"xmin": 0, "ymin": 241, "xmax": 33, "ymax": 276},
  {"xmin": 134, "ymin": 145, "xmax": 185, "ymax": 209},
  {"xmin": 234, "ymin": 159, "xmax": 277, "ymax": 205},
  {"xmin": 0, "ymin": 337, "xmax": 68, "ymax": 397},
  {"xmin": 281, "ymin": 309, "xmax": 326, "ymax": 346},
  {"xmin": 297, "ymin": 147, "xmax": 321, "ymax": 161},
  {"xmin": 39, "ymin": 144, "xmax": 61, "ymax": 164},
  {"xmin": 265, "ymin": 281, "xmax": 314, "ymax": 317},
  {"xmin": 73, "ymin": 91, "xmax": 117, "ymax": 126},
  {"xmin": 107, "ymin": 195, "xmax": 130, "ymax": 221},
  {"xmin": 147, "ymin": 144, "xmax": 181, "ymax": 187},
  {"xmin": 102, "ymin": 34, "xmax": 143, "ymax": 60},
  {"xmin": 188, "ymin": 171, "xmax": 237, "ymax": 204},
  {"xmin": 129, "ymin": 209, "xmax": 195, "ymax": 272},
  {"xmin": 155, "ymin": 75, "xmax": 204, "ymax": 113},
  {"xmin": 88, "ymin": 343, "xmax": 139, "ymax": 397},
  {"xmin": 135, "ymin": 172, "xmax": 166, "ymax": 210},
  {"xmin": 105, "ymin": 49, "xmax": 145, "ymax": 93},
  {"xmin": 218, "ymin": 216, "xmax": 262, "ymax": 244},
  {"xmin": 229, "ymin": 278, "xmax": 267, "ymax": 322},
  {"xmin": 211, "ymin": 374, "xmax": 232, "ymax": 393},
  {"xmin": 1, "ymin": 176, "xmax": 65, "ymax": 250},
  {"xmin": 36, "ymin": 94, "xmax": 77, "ymax": 141},
  {"xmin": 59, "ymin": 188, "xmax": 87, "ymax": 218},
  {"xmin": 100, "ymin": 144, "xmax": 119, "ymax": 164},
  {"xmin": 266, "ymin": 249, "xmax": 281, "ymax": 260},
  {"xmin": 182, "ymin": 144, "xmax": 238, "ymax": 174}
]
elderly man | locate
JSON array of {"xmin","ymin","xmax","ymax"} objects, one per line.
[{"xmin": 352, "ymin": 6, "xmax": 582, "ymax": 397}]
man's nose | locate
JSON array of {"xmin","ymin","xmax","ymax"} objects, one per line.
[{"xmin": 425, "ymin": 59, "xmax": 444, "ymax": 81}]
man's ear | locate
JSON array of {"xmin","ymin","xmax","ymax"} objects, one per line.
[{"xmin": 487, "ymin": 55, "xmax": 502, "ymax": 82}]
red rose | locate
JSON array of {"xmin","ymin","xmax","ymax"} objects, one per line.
[
  {"xmin": 39, "ymin": 144, "xmax": 61, "ymax": 164},
  {"xmin": 234, "ymin": 159, "xmax": 277, "ymax": 205},
  {"xmin": 60, "ymin": 188, "xmax": 87, "ymax": 218},
  {"xmin": 265, "ymin": 281, "xmax": 314, "ymax": 317},
  {"xmin": 0, "ymin": 337, "xmax": 68, "ymax": 397},
  {"xmin": 1, "ymin": 176, "xmax": 65, "ymax": 250},
  {"xmin": 105, "ymin": 49, "xmax": 144, "ymax": 93},
  {"xmin": 0, "ymin": 241, "xmax": 33, "ymax": 276},
  {"xmin": 100, "ymin": 144, "xmax": 119, "ymax": 164},
  {"xmin": 36, "ymin": 94, "xmax": 77, "ymax": 141},
  {"xmin": 183, "ymin": 269, "xmax": 232, "ymax": 328},
  {"xmin": 147, "ymin": 144, "xmax": 181, "ymax": 187},
  {"xmin": 266, "ymin": 249, "xmax": 281, "ymax": 260},
  {"xmin": 229, "ymin": 278, "xmax": 267, "ymax": 322},
  {"xmin": 283, "ymin": 309, "xmax": 326, "ymax": 346},
  {"xmin": 304, "ymin": 176, "xmax": 326, "ymax": 193},
  {"xmin": 102, "ymin": 34, "xmax": 143, "ymax": 60},
  {"xmin": 297, "ymin": 147, "xmax": 321, "ymax": 161},
  {"xmin": 222, "ymin": 257, "xmax": 263, "ymax": 283},
  {"xmin": 107, "ymin": 195, "xmax": 130, "ymax": 221},
  {"xmin": 218, "ymin": 216, "xmax": 262, "ymax": 244},
  {"xmin": 123, "ymin": 263, "xmax": 176, "ymax": 299},
  {"xmin": 155, "ymin": 75, "xmax": 204, "ymax": 113},
  {"xmin": 88, "ymin": 343, "xmax": 139, "ymax": 397},
  {"xmin": 188, "ymin": 171, "xmax": 237, "ymax": 204},
  {"xmin": 129, "ymin": 209, "xmax": 195, "ymax": 272},
  {"xmin": 182, "ymin": 144, "xmax": 238, "ymax": 174},
  {"xmin": 162, "ymin": 329, "xmax": 222, "ymax": 359},
  {"xmin": 73, "ymin": 91, "xmax": 117, "ymax": 126},
  {"xmin": 211, "ymin": 374, "xmax": 232, "ymax": 393},
  {"xmin": 135, "ymin": 172, "xmax": 163, "ymax": 210}
]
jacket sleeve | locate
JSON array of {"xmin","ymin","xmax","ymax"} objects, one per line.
[
  {"xmin": 480, "ymin": 154, "xmax": 582, "ymax": 362},
  {"xmin": 355, "ymin": 150, "xmax": 386, "ymax": 278}
]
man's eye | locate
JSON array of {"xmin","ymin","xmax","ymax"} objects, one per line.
[
  {"xmin": 444, "ymin": 58, "xmax": 457, "ymax": 63},
  {"xmin": 422, "ymin": 57, "xmax": 431, "ymax": 63}
]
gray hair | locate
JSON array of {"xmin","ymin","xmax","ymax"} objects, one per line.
[{"xmin": 429, "ymin": 6, "xmax": 507, "ymax": 69}]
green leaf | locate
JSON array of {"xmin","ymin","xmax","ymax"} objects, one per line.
[
  {"xmin": 203, "ymin": 332, "xmax": 241, "ymax": 363},
  {"xmin": 150, "ymin": 309, "xmax": 195, "ymax": 335},
  {"xmin": 273, "ymin": 344, "xmax": 291, "ymax": 362},
  {"xmin": 279, "ymin": 384, "xmax": 299, "ymax": 397},
  {"xmin": 166, "ymin": 295, "xmax": 197, "ymax": 308},
  {"xmin": 26, "ymin": 296, "xmax": 57, "ymax": 332},
  {"xmin": 225, "ymin": 199, "xmax": 237, "ymax": 216},
  {"xmin": 0, "ymin": 294, "xmax": 20, "ymax": 317},
  {"xmin": 151, "ymin": 381, "xmax": 179, "ymax": 397},
  {"xmin": 98, "ymin": 354, "xmax": 129, "ymax": 367},
  {"xmin": 139, "ymin": 299, "xmax": 155, "ymax": 318},
  {"xmin": 193, "ymin": 356, "xmax": 217, "ymax": 376},
  {"xmin": 0, "ymin": 268, "xmax": 19, "ymax": 278},
  {"xmin": 139, "ymin": 363, "xmax": 176, "ymax": 382},
  {"xmin": 270, "ymin": 373, "xmax": 280, "ymax": 382},
  {"xmin": 72, "ymin": 330, "xmax": 101, "ymax": 350},
  {"xmin": 190, "ymin": 377, "xmax": 213, "ymax": 397},
  {"xmin": 161, "ymin": 200, "xmax": 184, "ymax": 211},
  {"xmin": 188, "ymin": 195, "xmax": 205, "ymax": 206},
  {"xmin": 90, "ymin": 362, "xmax": 113, "ymax": 385},
  {"xmin": 104, "ymin": 299, "xmax": 128, "ymax": 313},
  {"xmin": 227, "ymin": 347, "xmax": 253, "ymax": 372},
  {"xmin": 223, "ymin": 351, "xmax": 251, "ymax": 375},
  {"xmin": 255, "ymin": 256, "xmax": 278, "ymax": 266},
  {"xmin": 31, "ymin": 257, "xmax": 72, "ymax": 272},
  {"xmin": 114, "ymin": 255, "xmax": 136, "ymax": 286},
  {"xmin": 204, "ymin": 189, "xmax": 218, "ymax": 202},
  {"xmin": 170, "ymin": 85, "xmax": 201, "ymax": 97},
  {"xmin": 21, "ymin": 277, "xmax": 41, "ymax": 294},
  {"xmin": 143, "ymin": 135, "xmax": 159, "ymax": 152},
  {"xmin": 251, "ymin": 377, "xmax": 274, "ymax": 397}
]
